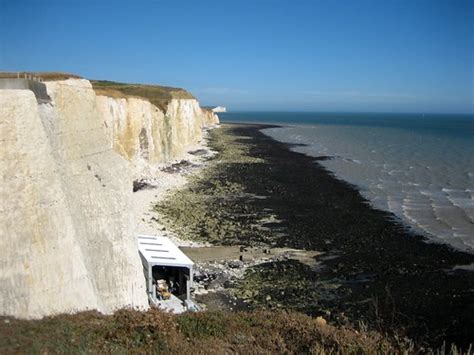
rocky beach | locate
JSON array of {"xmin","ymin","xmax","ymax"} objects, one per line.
[
  {"xmin": 2, "ymin": 1, "xmax": 472, "ymax": 352},
  {"xmin": 155, "ymin": 123, "xmax": 474, "ymax": 348}
]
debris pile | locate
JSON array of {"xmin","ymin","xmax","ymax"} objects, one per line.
[{"xmin": 161, "ymin": 160, "xmax": 198, "ymax": 174}]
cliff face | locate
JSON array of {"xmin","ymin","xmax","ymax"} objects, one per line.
[
  {"xmin": 95, "ymin": 94, "xmax": 218, "ymax": 177},
  {"xmin": 0, "ymin": 78, "xmax": 218, "ymax": 318}
]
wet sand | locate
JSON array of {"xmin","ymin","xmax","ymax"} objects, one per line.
[{"xmin": 156, "ymin": 123, "xmax": 474, "ymax": 348}]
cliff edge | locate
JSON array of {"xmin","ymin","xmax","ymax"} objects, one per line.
[
  {"xmin": 0, "ymin": 77, "xmax": 219, "ymax": 318},
  {"xmin": 94, "ymin": 80, "xmax": 219, "ymax": 177}
]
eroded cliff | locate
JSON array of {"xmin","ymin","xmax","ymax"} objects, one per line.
[
  {"xmin": 0, "ymin": 77, "xmax": 219, "ymax": 318},
  {"xmin": 96, "ymin": 94, "xmax": 218, "ymax": 177}
]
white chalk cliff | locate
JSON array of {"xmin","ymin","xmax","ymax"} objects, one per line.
[
  {"xmin": 0, "ymin": 78, "xmax": 219, "ymax": 318},
  {"xmin": 96, "ymin": 94, "xmax": 218, "ymax": 178}
]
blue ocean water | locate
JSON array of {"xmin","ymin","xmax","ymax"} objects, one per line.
[{"xmin": 220, "ymin": 112, "xmax": 474, "ymax": 252}]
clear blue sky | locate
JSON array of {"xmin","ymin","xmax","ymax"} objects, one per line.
[{"xmin": 1, "ymin": 0, "xmax": 473, "ymax": 113}]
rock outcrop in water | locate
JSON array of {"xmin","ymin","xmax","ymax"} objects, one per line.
[{"xmin": 0, "ymin": 77, "xmax": 219, "ymax": 318}]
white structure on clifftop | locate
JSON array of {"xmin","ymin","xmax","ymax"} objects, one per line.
[{"xmin": 211, "ymin": 106, "xmax": 227, "ymax": 113}]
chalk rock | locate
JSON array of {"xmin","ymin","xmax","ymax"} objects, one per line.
[
  {"xmin": 0, "ymin": 80, "xmax": 149, "ymax": 318},
  {"xmin": 96, "ymin": 95, "xmax": 219, "ymax": 179},
  {"xmin": 0, "ymin": 78, "xmax": 218, "ymax": 319}
]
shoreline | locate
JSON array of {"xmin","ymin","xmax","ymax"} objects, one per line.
[
  {"xmin": 155, "ymin": 123, "xmax": 474, "ymax": 348},
  {"xmin": 228, "ymin": 121, "xmax": 474, "ymax": 257},
  {"xmin": 258, "ymin": 124, "xmax": 474, "ymax": 256},
  {"xmin": 262, "ymin": 123, "xmax": 474, "ymax": 255}
]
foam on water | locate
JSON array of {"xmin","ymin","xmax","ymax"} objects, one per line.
[{"xmin": 241, "ymin": 113, "xmax": 474, "ymax": 253}]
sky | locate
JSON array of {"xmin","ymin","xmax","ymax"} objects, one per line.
[{"xmin": 1, "ymin": 0, "xmax": 473, "ymax": 113}]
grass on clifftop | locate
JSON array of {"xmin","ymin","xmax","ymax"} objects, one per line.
[
  {"xmin": 0, "ymin": 308, "xmax": 416, "ymax": 354},
  {"xmin": 0, "ymin": 72, "xmax": 195, "ymax": 112},
  {"xmin": 91, "ymin": 80, "xmax": 195, "ymax": 112}
]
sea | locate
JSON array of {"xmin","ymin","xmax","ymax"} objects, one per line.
[{"xmin": 219, "ymin": 112, "xmax": 474, "ymax": 253}]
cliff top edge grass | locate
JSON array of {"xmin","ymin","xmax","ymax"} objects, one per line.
[
  {"xmin": 0, "ymin": 72, "xmax": 195, "ymax": 112},
  {"xmin": 91, "ymin": 80, "xmax": 195, "ymax": 112},
  {"xmin": 0, "ymin": 308, "xmax": 425, "ymax": 354}
]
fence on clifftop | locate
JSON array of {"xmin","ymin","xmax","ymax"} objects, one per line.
[
  {"xmin": 0, "ymin": 71, "xmax": 44, "ymax": 82},
  {"xmin": 0, "ymin": 72, "xmax": 51, "ymax": 103}
]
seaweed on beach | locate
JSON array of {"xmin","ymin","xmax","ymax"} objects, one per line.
[
  {"xmin": 154, "ymin": 128, "xmax": 279, "ymax": 246},
  {"xmin": 154, "ymin": 124, "xmax": 474, "ymax": 349},
  {"xmin": 235, "ymin": 259, "xmax": 345, "ymax": 315}
]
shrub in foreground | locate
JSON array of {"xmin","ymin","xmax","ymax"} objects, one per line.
[{"xmin": 0, "ymin": 308, "xmax": 466, "ymax": 354}]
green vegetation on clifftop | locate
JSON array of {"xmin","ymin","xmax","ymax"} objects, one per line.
[
  {"xmin": 91, "ymin": 80, "xmax": 195, "ymax": 112},
  {"xmin": 0, "ymin": 72, "xmax": 195, "ymax": 112},
  {"xmin": 0, "ymin": 309, "xmax": 415, "ymax": 354}
]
